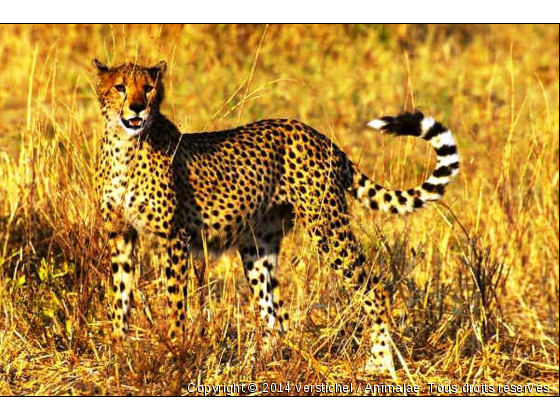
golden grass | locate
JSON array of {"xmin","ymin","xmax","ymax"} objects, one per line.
[{"xmin": 0, "ymin": 24, "xmax": 558, "ymax": 396}]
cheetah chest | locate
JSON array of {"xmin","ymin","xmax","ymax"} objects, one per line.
[{"xmin": 102, "ymin": 161, "xmax": 161, "ymax": 235}]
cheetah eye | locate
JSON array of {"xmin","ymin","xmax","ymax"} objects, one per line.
[
  {"xmin": 114, "ymin": 84, "xmax": 126, "ymax": 93},
  {"xmin": 144, "ymin": 85, "xmax": 154, "ymax": 93}
]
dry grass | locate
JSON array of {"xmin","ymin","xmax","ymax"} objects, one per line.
[{"xmin": 0, "ymin": 24, "xmax": 558, "ymax": 396}]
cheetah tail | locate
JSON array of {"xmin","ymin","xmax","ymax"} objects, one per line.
[{"xmin": 351, "ymin": 111, "xmax": 460, "ymax": 214}]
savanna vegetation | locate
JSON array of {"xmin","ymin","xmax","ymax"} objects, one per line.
[{"xmin": 0, "ymin": 24, "xmax": 558, "ymax": 395}]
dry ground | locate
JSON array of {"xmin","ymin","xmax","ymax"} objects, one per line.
[{"xmin": 0, "ymin": 24, "xmax": 558, "ymax": 395}]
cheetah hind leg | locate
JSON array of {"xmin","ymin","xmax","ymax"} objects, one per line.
[
  {"xmin": 362, "ymin": 287, "xmax": 397, "ymax": 380},
  {"xmin": 304, "ymin": 214, "xmax": 396, "ymax": 379}
]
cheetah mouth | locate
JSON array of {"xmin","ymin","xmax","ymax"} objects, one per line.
[{"xmin": 121, "ymin": 117, "xmax": 145, "ymax": 131}]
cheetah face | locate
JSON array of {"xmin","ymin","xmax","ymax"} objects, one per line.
[{"xmin": 93, "ymin": 59, "xmax": 166, "ymax": 136}]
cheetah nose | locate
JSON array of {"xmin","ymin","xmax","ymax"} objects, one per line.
[{"xmin": 129, "ymin": 103, "xmax": 145, "ymax": 114}]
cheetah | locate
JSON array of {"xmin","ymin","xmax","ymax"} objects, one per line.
[{"xmin": 93, "ymin": 59, "xmax": 459, "ymax": 377}]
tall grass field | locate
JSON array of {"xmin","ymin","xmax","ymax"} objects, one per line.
[{"xmin": 0, "ymin": 24, "xmax": 558, "ymax": 395}]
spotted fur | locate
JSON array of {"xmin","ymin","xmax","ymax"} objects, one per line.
[{"xmin": 93, "ymin": 60, "xmax": 459, "ymax": 377}]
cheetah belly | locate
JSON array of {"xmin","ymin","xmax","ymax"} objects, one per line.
[
  {"xmin": 188, "ymin": 230, "xmax": 231, "ymax": 259},
  {"xmin": 184, "ymin": 214, "xmax": 259, "ymax": 257}
]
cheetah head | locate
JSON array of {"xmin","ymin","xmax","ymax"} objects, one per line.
[{"xmin": 93, "ymin": 59, "xmax": 166, "ymax": 136}]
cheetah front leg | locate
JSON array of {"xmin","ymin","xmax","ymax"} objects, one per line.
[
  {"xmin": 163, "ymin": 232, "xmax": 190, "ymax": 341},
  {"xmin": 108, "ymin": 228, "xmax": 138, "ymax": 341}
]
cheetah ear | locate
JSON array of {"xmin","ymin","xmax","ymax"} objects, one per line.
[
  {"xmin": 149, "ymin": 60, "xmax": 167, "ymax": 78},
  {"xmin": 93, "ymin": 58, "xmax": 109, "ymax": 74}
]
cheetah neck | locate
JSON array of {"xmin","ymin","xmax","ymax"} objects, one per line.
[{"xmin": 104, "ymin": 112, "xmax": 180, "ymax": 152}]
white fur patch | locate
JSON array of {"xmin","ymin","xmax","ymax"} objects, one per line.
[
  {"xmin": 425, "ymin": 175, "xmax": 449, "ymax": 185},
  {"xmin": 421, "ymin": 117, "xmax": 435, "ymax": 136},
  {"xmin": 356, "ymin": 180, "xmax": 370, "ymax": 200},
  {"xmin": 356, "ymin": 187, "xmax": 367, "ymax": 199},
  {"xmin": 437, "ymin": 154, "xmax": 460, "ymax": 167},
  {"xmin": 367, "ymin": 119, "xmax": 386, "ymax": 130},
  {"xmin": 430, "ymin": 130, "xmax": 455, "ymax": 148}
]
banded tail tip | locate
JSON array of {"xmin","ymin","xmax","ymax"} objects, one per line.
[
  {"xmin": 367, "ymin": 119, "xmax": 387, "ymax": 130},
  {"xmin": 367, "ymin": 112, "xmax": 425, "ymax": 136}
]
